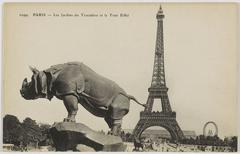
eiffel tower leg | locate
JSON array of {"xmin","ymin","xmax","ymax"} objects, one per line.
[
  {"xmin": 173, "ymin": 122, "xmax": 185, "ymax": 140},
  {"xmin": 144, "ymin": 96, "xmax": 154, "ymax": 112},
  {"xmin": 161, "ymin": 92, "xmax": 172, "ymax": 113},
  {"xmin": 166, "ymin": 119, "xmax": 185, "ymax": 141},
  {"xmin": 131, "ymin": 119, "xmax": 146, "ymax": 140}
]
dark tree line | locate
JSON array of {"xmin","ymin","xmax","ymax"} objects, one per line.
[
  {"xmin": 180, "ymin": 135, "xmax": 237, "ymax": 151},
  {"xmin": 3, "ymin": 114, "xmax": 53, "ymax": 149}
]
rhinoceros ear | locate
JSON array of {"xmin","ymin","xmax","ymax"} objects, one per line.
[{"xmin": 29, "ymin": 66, "xmax": 39, "ymax": 74}]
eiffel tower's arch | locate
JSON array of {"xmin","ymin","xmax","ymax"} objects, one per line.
[
  {"xmin": 133, "ymin": 112, "xmax": 184, "ymax": 140},
  {"xmin": 137, "ymin": 124, "xmax": 179, "ymax": 141}
]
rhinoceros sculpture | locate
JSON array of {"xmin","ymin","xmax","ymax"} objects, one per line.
[{"xmin": 20, "ymin": 62, "xmax": 145, "ymax": 135}]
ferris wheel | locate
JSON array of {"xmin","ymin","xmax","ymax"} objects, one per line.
[{"xmin": 203, "ymin": 121, "xmax": 218, "ymax": 137}]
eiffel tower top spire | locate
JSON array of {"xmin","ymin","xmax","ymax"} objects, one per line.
[
  {"xmin": 150, "ymin": 5, "xmax": 166, "ymax": 88},
  {"xmin": 156, "ymin": 5, "xmax": 165, "ymax": 19}
]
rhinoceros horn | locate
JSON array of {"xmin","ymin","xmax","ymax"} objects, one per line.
[{"xmin": 29, "ymin": 66, "xmax": 39, "ymax": 74}]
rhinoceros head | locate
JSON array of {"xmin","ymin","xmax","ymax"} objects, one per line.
[{"xmin": 20, "ymin": 66, "xmax": 40, "ymax": 100}]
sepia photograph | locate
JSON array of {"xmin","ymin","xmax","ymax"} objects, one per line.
[{"xmin": 2, "ymin": 2, "xmax": 238, "ymax": 152}]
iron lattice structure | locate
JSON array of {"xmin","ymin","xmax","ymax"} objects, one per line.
[{"xmin": 132, "ymin": 6, "xmax": 185, "ymax": 141}]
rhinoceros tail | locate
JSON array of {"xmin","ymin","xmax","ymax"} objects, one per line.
[{"xmin": 119, "ymin": 92, "xmax": 146, "ymax": 108}]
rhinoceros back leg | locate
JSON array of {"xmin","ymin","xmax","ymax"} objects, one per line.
[
  {"xmin": 62, "ymin": 95, "xmax": 79, "ymax": 122},
  {"xmin": 105, "ymin": 94, "xmax": 130, "ymax": 136}
]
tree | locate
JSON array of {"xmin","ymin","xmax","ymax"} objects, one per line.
[
  {"xmin": 3, "ymin": 115, "xmax": 23, "ymax": 145},
  {"xmin": 229, "ymin": 136, "xmax": 237, "ymax": 152},
  {"xmin": 39, "ymin": 123, "xmax": 53, "ymax": 146},
  {"xmin": 3, "ymin": 114, "xmax": 55, "ymax": 150},
  {"xmin": 21, "ymin": 117, "xmax": 43, "ymax": 147}
]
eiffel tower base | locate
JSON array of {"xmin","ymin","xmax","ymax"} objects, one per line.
[{"xmin": 132, "ymin": 111, "xmax": 185, "ymax": 141}]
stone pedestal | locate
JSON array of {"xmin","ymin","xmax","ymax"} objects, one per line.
[{"xmin": 50, "ymin": 122, "xmax": 126, "ymax": 151}]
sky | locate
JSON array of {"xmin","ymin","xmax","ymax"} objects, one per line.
[{"xmin": 3, "ymin": 3, "xmax": 238, "ymax": 139}]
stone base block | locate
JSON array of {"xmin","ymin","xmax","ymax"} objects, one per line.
[{"xmin": 50, "ymin": 122, "xmax": 126, "ymax": 151}]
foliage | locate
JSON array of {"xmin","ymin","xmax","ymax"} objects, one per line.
[
  {"xmin": 3, "ymin": 114, "xmax": 53, "ymax": 149},
  {"xmin": 225, "ymin": 136, "xmax": 237, "ymax": 152},
  {"xmin": 180, "ymin": 135, "xmax": 238, "ymax": 151},
  {"xmin": 3, "ymin": 115, "xmax": 24, "ymax": 145},
  {"xmin": 21, "ymin": 117, "xmax": 43, "ymax": 147},
  {"xmin": 39, "ymin": 123, "xmax": 53, "ymax": 146},
  {"xmin": 181, "ymin": 135, "xmax": 226, "ymax": 146}
]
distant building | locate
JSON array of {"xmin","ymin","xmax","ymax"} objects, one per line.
[
  {"xmin": 182, "ymin": 131, "xmax": 197, "ymax": 139},
  {"xmin": 123, "ymin": 129, "xmax": 196, "ymax": 139},
  {"xmin": 3, "ymin": 144, "xmax": 14, "ymax": 151}
]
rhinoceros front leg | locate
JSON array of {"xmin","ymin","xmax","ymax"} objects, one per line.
[{"xmin": 62, "ymin": 95, "xmax": 78, "ymax": 122}]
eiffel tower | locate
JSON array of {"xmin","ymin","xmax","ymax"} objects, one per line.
[{"xmin": 132, "ymin": 6, "xmax": 185, "ymax": 141}]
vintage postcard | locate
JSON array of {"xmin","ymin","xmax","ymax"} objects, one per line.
[{"xmin": 2, "ymin": 3, "xmax": 238, "ymax": 152}]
